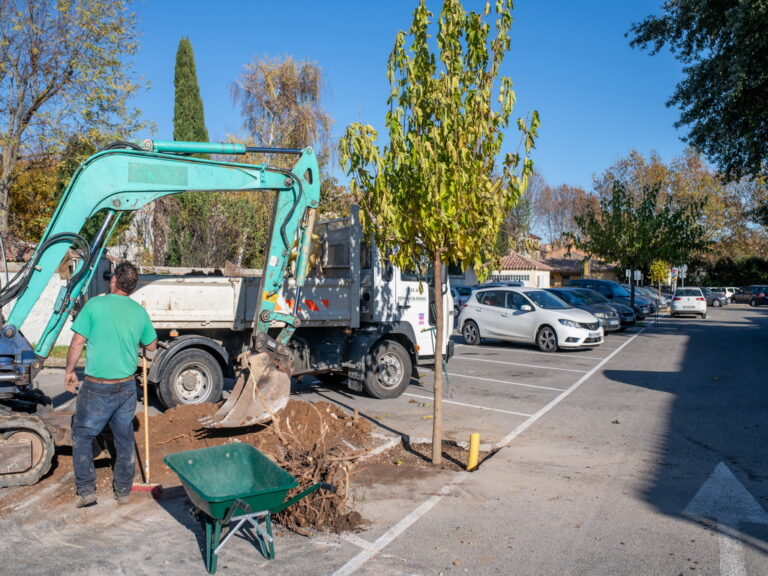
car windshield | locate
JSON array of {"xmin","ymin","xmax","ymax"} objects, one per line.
[
  {"xmin": 527, "ymin": 290, "xmax": 570, "ymax": 310},
  {"xmin": 614, "ymin": 285, "xmax": 631, "ymax": 297},
  {"xmin": 552, "ymin": 290, "xmax": 589, "ymax": 306},
  {"xmin": 577, "ymin": 289, "xmax": 609, "ymax": 304},
  {"xmin": 675, "ymin": 288, "xmax": 702, "ymax": 297},
  {"xmin": 456, "ymin": 287, "xmax": 472, "ymax": 296}
]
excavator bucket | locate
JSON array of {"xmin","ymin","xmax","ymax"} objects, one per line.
[{"xmin": 199, "ymin": 352, "xmax": 291, "ymax": 428}]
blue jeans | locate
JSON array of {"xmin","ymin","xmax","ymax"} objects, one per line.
[{"xmin": 72, "ymin": 377, "xmax": 137, "ymax": 497}]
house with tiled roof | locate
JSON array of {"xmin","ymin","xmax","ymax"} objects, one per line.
[
  {"xmin": 538, "ymin": 245, "xmax": 617, "ymax": 286},
  {"xmin": 449, "ymin": 250, "xmax": 552, "ymax": 288}
]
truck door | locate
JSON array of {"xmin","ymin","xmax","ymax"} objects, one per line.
[{"xmin": 394, "ymin": 268, "xmax": 436, "ymax": 356}]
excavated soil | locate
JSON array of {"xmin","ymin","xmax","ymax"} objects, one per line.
[{"xmin": 1, "ymin": 399, "xmax": 491, "ymax": 534}]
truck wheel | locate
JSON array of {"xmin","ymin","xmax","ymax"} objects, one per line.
[
  {"xmin": 159, "ymin": 348, "xmax": 223, "ymax": 408},
  {"xmin": 364, "ymin": 340, "xmax": 412, "ymax": 399},
  {"xmin": 0, "ymin": 415, "xmax": 55, "ymax": 488}
]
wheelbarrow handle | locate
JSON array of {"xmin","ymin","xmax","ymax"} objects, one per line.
[{"xmin": 272, "ymin": 483, "xmax": 335, "ymax": 514}]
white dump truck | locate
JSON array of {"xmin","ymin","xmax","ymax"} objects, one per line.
[{"xmin": 116, "ymin": 207, "xmax": 454, "ymax": 408}]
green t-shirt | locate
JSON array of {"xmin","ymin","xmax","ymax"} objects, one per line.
[{"xmin": 71, "ymin": 294, "xmax": 157, "ymax": 379}]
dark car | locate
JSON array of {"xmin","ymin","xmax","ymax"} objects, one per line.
[
  {"xmin": 473, "ymin": 281, "xmax": 524, "ymax": 288},
  {"xmin": 566, "ymin": 287, "xmax": 636, "ymax": 327},
  {"xmin": 730, "ymin": 285, "xmax": 768, "ymax": 305},
  {"xmin": 546, "ymin": 287, "xmax": 622, "ymax": 332},
  {"xmin": 748, "ymin": 285, "xmax": 768, "ymax": 307},
  {"xmin": 568, "ymin": 279, "xmax": 651, "ymax": 320},
  {"xmin": 730, "ymin": 287, "xmax": 752, "ymax": 304}
]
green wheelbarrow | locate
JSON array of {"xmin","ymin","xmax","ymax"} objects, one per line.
[{"xmin": 164, "ymin": 443, "xmax": 333, "ymax": 574}]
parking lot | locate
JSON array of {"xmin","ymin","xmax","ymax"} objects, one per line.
[
  {"xmin": 4, "ymin": 304, "xmax": 767, "ymax": 575},
  {"xmin": 298, "ymin": 322, "xmax": 646, "ymax": 451}
]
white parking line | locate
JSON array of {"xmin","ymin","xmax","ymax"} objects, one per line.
[
  {"xmin": 333, "ymin": 327, "xmax": 646, "ymax": 576},
  {"xmin": 459, "ymin": 356, "xmax": 588, "ymax": 373},
  {"xmin": 455, "ymin": 343, "xmax": 602, "ymax": 361},
  {"xmin": 403, "ymin": 392, "xmax": 533, "ymax": 417},
  {"xmin": 419, "ymin": 367, "xmax": 564, "ymax": 392}
]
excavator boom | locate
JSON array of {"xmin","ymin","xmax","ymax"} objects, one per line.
[{"xmin": 0, "ymin": 140, "xmax": 320, "ymax": 486}]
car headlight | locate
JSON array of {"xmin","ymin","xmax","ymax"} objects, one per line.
[
  {"xmin": 558, "ymin": 319, "xmax": 581, "ymax": 328},
  {"xmin": 594, "ymin": 312, "xmax": 607, "ymax": 319}
]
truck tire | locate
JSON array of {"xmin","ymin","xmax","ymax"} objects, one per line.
[
  {"xmin": 158, "ymin": 348, "xmax": 223, "ymax": 408},
  {"xmin": 0, "ymin": 415, "xmax": 55, "ymax": 488},
  {"xmin": 364, "ymin": 340, "xmax": 412, "ymax": 399}
]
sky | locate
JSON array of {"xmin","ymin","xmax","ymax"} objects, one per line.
[{"xmin": 131, "ymin": 0, "xmax": 685, "ymax": 192}]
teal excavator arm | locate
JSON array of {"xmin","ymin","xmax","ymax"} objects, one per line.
[{"xmin": 0, "ymin": 140, "xmax": 319, "ymax": 423}]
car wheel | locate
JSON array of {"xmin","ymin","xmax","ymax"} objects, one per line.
[
  {"xmin": 701, "ymin": 312, "xmax": 707, "ymax": 319},
  {"xmin": 536, "ymin": 325, "xmax": 558, "ymax": 353},
  {"xmin": 712, "ymin": 299, "xmax": 721, "ymax": 307},
  {"xmin": 462, "ymin": 320, "xmax": 481, "ymax": 345},
  {"xmin": 750, "ymin": 299, "xmax": 757, "ymax": 307}
]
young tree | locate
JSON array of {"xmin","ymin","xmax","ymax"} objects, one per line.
[
  {"xmin": 629, "ymin": 1, "xmax": 768, "ymax": 182},
  {"xmin": 0, "ymin": 0, "xmax": 147, "ymax": 235},
  {"xmin": 340, "ymin": 0, "xmax": 537, "ymax": 464}
]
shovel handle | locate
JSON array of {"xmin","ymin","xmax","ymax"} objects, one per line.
[{"xmin": 142, "ymin": 355, "xmax": 150, "ymax": 483}]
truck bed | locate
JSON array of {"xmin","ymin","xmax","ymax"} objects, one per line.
[{"xmin": 133, "ymin": 274, "xmax": 359, "ymax": 330}]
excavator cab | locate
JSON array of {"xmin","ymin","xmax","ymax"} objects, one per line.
[{"xmin": 0, "ymin": 140, "xmax": 320, "ymax": 486}]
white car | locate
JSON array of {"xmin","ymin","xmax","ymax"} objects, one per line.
[
  {"xmin": 457, "ymin": 286, "xmax": 604, "ymax": 352},
  {"xmin": 670, "ymin": 287, "xmax": 707, "ymax": 318}
]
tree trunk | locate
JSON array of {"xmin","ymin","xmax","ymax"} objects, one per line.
[
  {"xmin": 431, "ymin": 255, "xmax": 444, "ymax": 465},
  {"xmin": 0, "ymin": 166, "xmax": 14, "ymax": 236}
]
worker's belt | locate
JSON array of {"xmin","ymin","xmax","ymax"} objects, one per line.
[{"xmin": 84, "ymin": 375, "xmax": 135, "ymax": 384}]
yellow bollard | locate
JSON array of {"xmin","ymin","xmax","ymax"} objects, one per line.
[{"xmin": 467, "ymin": 433, "xmax": 480, "ymax": 471}]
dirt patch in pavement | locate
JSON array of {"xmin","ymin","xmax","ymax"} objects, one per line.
[{"xmin": 1, "ymin": 401, "xmax": 491, "ymax": 534}]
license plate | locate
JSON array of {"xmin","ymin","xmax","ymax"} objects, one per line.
[
  {"xmin": 683, "ymin": 306, "xmax": 694, "ymax": 309},
  {"xmin": 608, "ymin": 320, "xmax": 619, "ymax": 326},
  {"xmin": 589, "ymin": 332, "xmax": 601, "ymax": 339}
]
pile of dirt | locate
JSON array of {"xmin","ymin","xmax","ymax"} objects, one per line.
[
  {"xmin": 134, "ymin": 399, "xmax": 374, "ymax": 533},
  {"xmin": 1, "ymin": 399, "xmax": 494, "ymax": 535}
]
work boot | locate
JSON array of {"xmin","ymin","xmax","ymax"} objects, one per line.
[
  {"xmin": 114, "ymin": 492, "xmax": 130, "ymax": 505},
  {"xmin": 75, "ymin": 493, "xmax": 97, "ymax": 508}
]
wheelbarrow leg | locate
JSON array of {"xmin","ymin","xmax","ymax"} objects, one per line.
[
  {"xmin": 210, "ymin": 520, "xmax": 223, "ymax": 574},
  {"xmin": 264, "ymin": 513, "xmax": 275, "ymax": 559},
  {"xmin": 202, "ymin": 515, "xmax": 223, "ymax": 574}
]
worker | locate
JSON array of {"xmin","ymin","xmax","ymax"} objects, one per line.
[{"xmin": 64, "ymin": 261, "xmax": 157, "ymax": 508}]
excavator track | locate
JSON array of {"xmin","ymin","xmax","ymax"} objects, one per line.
[{"xmin": 0, "ymin": 413, "xmax": 55, "ymax": 488}]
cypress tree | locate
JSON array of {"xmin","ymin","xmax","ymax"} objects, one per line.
[
  {"xmin": 173, "ymin": 37, "xmax": 209, "ymax": 142},
  {"xmin": 160, "ymin": 37, "xmax": 211, "ymax": 265}
]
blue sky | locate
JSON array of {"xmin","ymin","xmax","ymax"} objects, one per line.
[{"xmin": 132, "ymin": 0, "xmax": 684, "ymax": 191}]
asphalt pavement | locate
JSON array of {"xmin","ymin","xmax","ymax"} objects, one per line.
[{"xmin": 1, "ymin": 305, "xmax": 767, "ymax": 575}]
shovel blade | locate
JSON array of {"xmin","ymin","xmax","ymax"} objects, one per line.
[{"xmin": 200, "ymin": 352, "xmax": 290, "ymax": 428}]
